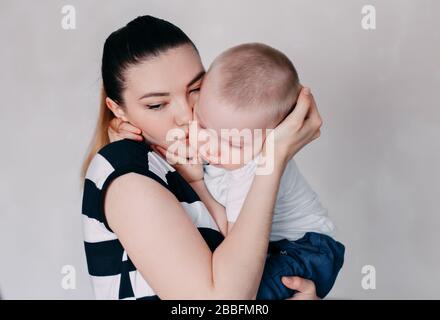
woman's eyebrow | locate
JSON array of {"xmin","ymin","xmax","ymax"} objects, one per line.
[
  {"xmin": 187, "ymin": 70, "xmax": 205, "ymax": 87},
  {"xmin": 138, "ymin": 71, "xmax": 205, "ymax": 100},
  {"xmin": 138, "ymin": 92, "xmax": 169, "ymax": 100}
]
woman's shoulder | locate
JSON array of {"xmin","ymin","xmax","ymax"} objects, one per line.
[
  {"xmin": 84, "ymin": 139, "xmax": 171, "ymax": 191},
  {"xmin": 98, "ymin": 139, "xmax": 153, "ymax": 171}
]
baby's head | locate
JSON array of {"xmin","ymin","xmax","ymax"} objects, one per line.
[{"xmin": 195, "ymin": 43, "xmax": 301, "ymax": 169}]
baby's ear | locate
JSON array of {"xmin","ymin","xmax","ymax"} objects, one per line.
[{"xmin": 105, "ymin": 97, "xmax": 128, "ymax": 122}]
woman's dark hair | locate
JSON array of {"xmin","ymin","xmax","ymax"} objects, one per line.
[
  {"xmin": 102, "ymin": 15, "xmax": 197, "ymax": 104},
  {"xmin": 82, "ymin": 15, "xmax": 197, "ymax": 178}
]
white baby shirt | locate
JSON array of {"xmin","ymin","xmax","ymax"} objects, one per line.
[{"xmin": 203, "ymin": 156, "xmax": 336, "ymax": 242}]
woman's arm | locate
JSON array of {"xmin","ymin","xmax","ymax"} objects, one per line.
[
  {"xmin": 189, "ymin": 179, "xmax": 228, "ymax": 237},
  {"xmin": 105, "ymin": 87, "xmax": 322, "ymax": 299},
  {"xmin": 105, "ymin": 154, "xmax": 286, "ymax": 299},
  {"xmin": 151, "ymin": 144, "xmax": 229, "ymax": 237}
]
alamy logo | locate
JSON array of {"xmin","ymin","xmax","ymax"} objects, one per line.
[
  {"xmin": 164, "ymin": 121, "xmax": 275, "ymax": 175},
  {"xmin": 361, "ymin": 265, "xmax": 376, "ymax": 290},
  {"xmin": 61, "ymin": 5, "xmax": 76, "ymax": 30},
  {"xmin": 361, "ymin": 5, "xmax": 376, "ymax": 30},
  {"xmin": 61, "ymin": 265, "xmax": 76, "ymax": 290}
]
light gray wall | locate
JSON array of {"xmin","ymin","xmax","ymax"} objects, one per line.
[{"xmin": 1, "ymin": 0, "xmax": 439, "ymax": 299}]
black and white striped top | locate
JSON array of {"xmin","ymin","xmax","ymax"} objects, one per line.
[{"xmin": 82, "ymin": 139, "xmax": 224, "ymax": 300}]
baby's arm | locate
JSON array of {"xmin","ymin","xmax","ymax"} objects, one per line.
[{"xmin": 190, "ymin": 180, "xmax": 228, "ymax": 237}]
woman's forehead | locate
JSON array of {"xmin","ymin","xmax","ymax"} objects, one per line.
[{"xmin": 124, "ymin": 45, "xmax": 204, "ymax": 95}]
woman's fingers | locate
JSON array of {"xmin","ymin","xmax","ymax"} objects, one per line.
[
  {"xmin": 108, "ymin": 118, "xmax": 143, "ymax": 142},
  {"xmin": 266, "ymin": 86, "xmax": 323, "ymax": 160},
  {"xmin": 283, "ymin": 87, "xmax": 313, "ymax": 130},
  {"xmin": 312, "ymin": 129, "xmax": 321, "ymax": 140},
  {"xmin": 108, "ymin": 118, "xmax": 124, "ymax": 142},
  {"xmin": 303, "ymin": 94, "xmax": 323, "ymax": 129},
  {"xmin": 109, "ymin": 117, "xmax": 123, "ymax": 132},
  {"xmin": 292, "ymin": 89, "xmax": 322, "ymax": 143},
  {"xmin": 121, "ymin": 132, "xmax": 143, "ymax": 141},
  {"xmin": 298, "ymin": 90, "xmax": 322, "ymax": 129},
  {"xmin": 154, "ymin": 145, "xmax": 189, "ymax": 165},
  {"xmin": 119, "ymin": 121, "xmax": 142, "ymax": 135},
  {"xmin": 274, "ymin": 87, "xmax": 315, "ymax": 137}
]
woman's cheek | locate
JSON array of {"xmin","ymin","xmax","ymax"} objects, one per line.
[{"xmin": 136, "ymin": 116, "xmax": 167, "ymax": 146}]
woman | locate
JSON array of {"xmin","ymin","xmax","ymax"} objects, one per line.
[{"xmin": 82, "ymin": 15, "xmax": 322, "ymax": 300}]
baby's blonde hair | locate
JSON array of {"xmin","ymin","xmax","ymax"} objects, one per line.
[{"xmin": 208, "ymin": 43, "xmax": 301, "ymax": 124}]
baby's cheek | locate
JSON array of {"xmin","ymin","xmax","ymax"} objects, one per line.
[{"xmin": 198, "ymin": 139, "xmax": 221, "ymax": 164}]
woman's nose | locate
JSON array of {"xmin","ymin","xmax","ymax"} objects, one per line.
[{"xmin": 174, "ymin": 100, "xmax": 193, "ymax": 126}]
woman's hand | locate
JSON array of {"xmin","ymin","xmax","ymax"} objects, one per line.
[
  {"xmin": 108, "ymin": 117, "xmax": 143, "ymax": 143},
  {"xmin": 282, "ymin": 276, "xmax": 320, "ymax": 300},
  {"xmin": 263, "ymin": 87, "xmax": 322, "ymax": 165},
  {"xmin": 152, "ymin": 144, "xmax": 204, "ymax": 184}
]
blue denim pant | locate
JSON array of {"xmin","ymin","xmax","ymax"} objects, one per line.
[{"xmin": 256, "ymin": 232, "xmax": 345, "ymax": 300}]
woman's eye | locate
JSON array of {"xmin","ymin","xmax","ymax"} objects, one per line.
[
  {"xmin": 189, "ymin": 88, "xmax": 201, "ymax": 94},
  {"xmin": 146, "ymin": 104, "xmax": 164, "ymax": 110}
]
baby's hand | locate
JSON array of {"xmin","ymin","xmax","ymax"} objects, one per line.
[{"xmin": 108, "ymin": 118, "xmax": 143, "ymax": 143}]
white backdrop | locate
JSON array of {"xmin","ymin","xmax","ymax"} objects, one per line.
[{"xmin": 0, "ymin": 0, "xmax": 439, "ymax": 299}]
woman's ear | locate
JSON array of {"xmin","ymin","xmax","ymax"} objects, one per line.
[{"xmin": 105, "ymin": 97, "xmax": 129, "ymax": 122}]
